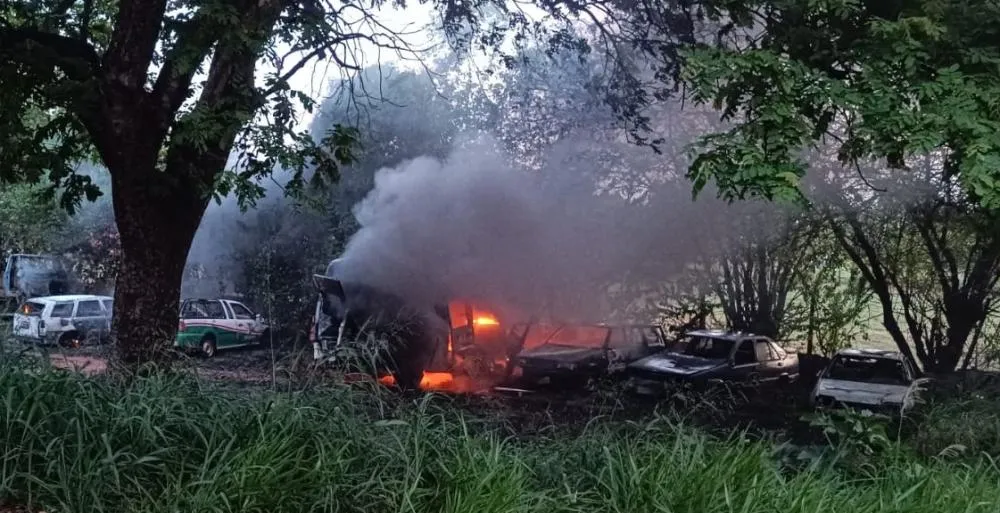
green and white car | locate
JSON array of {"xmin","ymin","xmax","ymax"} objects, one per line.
[{"xmin": 175, "ymin": 298, "xmax": 269, "ymax": 357}]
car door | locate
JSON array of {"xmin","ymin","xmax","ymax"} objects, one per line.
[
  {"xmin": 209, "ymin": 300, "xmax": 241, "ymax": 347},
  {"xmin": 729, "ymin": 339, "xmax": 761, "ymax": 382},
  {"xmin": 49, "ymin": 301, "xmax": 75, "ymax": 334},
  {"xmin": 753, "ymin": 339, "xmax": 783, "ymax": 381},
  {"xmin": 765, "ymin": 340, "xmax": 795, "ymax": 380},
  {"xmin": 227, "ymin": 301, "xmax": 258, "ymax": 343},
  {"xmin": 73, "ymin": 299, "xmax": 106, "ymax": 341}
]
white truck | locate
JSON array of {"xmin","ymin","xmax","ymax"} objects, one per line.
[{"xmin": 11, "ymin": 294, "xmax": 113, "ymax": 347}]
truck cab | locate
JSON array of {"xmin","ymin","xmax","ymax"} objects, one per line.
[{"xmin": 2, "ymin": 254, "xmax": 72, "ymax": 314}]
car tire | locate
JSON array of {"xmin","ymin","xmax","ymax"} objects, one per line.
[
  {"xmin": 58, "ymin": 332, "xmax": 82, "ymax": 349},
  {"xmin": 201, "ymin": 336, "xmax": 217, "ymax": 358}
]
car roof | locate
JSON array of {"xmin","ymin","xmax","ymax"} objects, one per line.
[
  {"xmin": 834, "ymin": 348, "xmax": 904, "ymax": 360},
  {"xmin": 684, "ymin": 329, "xmax": 762, "ymax": 340},
  {"xmin": 31, "ymin": 294, "xmax": 112, "ymax": 303}
]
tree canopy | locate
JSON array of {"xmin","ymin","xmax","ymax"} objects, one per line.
[{"xmin": 681, "ymin": 0, "xmax": 1000, "ymax": 205}]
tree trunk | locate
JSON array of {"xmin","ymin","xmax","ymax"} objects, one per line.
[
  {"xmin": 110, "ymin": 163, "xmax": 210, "ymax": 367},
  {"xmin": 805, "ymin": 293, "xmax": 816, "ymax": 354}
]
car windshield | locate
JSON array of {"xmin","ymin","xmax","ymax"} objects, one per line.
[
  {"xmin": 19, "ymin": 256, "xmax": 63, "ymax": 273},
  {"xmin": 542, "ymin": 325, "xmax": 610, "ymax": 349},
  {"xmin": 682, "ymin": 335, "xmax": 735, "ymax": 359},
  {"xmin": 521, "ymin": 324, "xmax": 559, "ymax": 350},
  {"xmin": 826, "ymin": 355, "xmax": 909, "ymax": 385}
]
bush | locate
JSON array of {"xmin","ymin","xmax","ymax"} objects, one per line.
[
  {"xmin": 908, "ymin": 371, "xmax": 1000, "ymax": 459},
  {"xmin": 0, "ymin": 364, "xmax": 998, "ymax": 513}
]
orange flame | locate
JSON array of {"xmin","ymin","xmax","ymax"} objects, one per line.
[
  {"xmin": 473, "ymin": 314, "xmax": 499, "ymax": 326},
  {"xmin": 375, "ymin": 372, "xmax": 480, "ymax": 392}
]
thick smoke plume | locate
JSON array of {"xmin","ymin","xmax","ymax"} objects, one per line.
[{"xmin": 334, "ymin": 135, "xmax": 736, "ymax": 323}]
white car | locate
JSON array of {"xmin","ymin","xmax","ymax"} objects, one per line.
[
  {"xmin": 11, "ymin": 294, "xmax": 113, "ymax": 347},
  {"xmin": 811, "ymin": 348, "xmax": 926, "ymax": 414}
]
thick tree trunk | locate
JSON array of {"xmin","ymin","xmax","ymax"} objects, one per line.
[{"xmin": 109, "ymin": 164, "xmax": 210, "ymax": 367}]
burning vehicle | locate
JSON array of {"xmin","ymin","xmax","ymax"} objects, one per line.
[
  {"xmin": 2, "ymin": 254, "xmax": 74, "ymax": 313},
  {"xmin": 11, "ymin": 294, "xmax": 112, "ymax": 347},
  {"xmin": 627, "ymin": 330, "xmax": 799, "ymax": 394},
  {"xmin": 811, "ymin": 349, "xmax": 925, "ymax": 414},
  {"xmin": 310, "ymin": 259, "xmax": 522, "ymax": 391},
  {"xmin": 509, "ymin": 323, "xmax": 667, "ymax": 387}
]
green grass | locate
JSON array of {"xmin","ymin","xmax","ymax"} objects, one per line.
[{"xmin": 0, "ymin": 359, "xmax": 999, "ymax": 513}]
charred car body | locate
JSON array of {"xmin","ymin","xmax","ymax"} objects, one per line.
[
  {"xmin": 511, "ymin": 323, "xmax": 667, "ymax": 387},
  {"xmin": 310, "ymin": 259, "xmax": 521, "ymax": 390},
  {"xmin": 627, "ymin": 330, "xmax": 799, "ymax": 394},
  {"xmin": 811, "ymin": 349, "xmax": 925, "ymax": 415},
  {"xmin": 2, "ymin": 254, "xmax": 74, "ymax": 313}
]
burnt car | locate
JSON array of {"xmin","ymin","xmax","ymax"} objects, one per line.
[
  {"xmin": 310, "ymin": 259, "xmax": 522, "ymax": 390},
  {"xmin": 811, "ymin": 349, "xmax": 927, "ymax": 415},
  {"xmin": 627, "ymin": 330, "xmax": 799, "ymax": 394},
  {"xmin": 510, "ymin": 323, "xmax": 667, "ymax": 387}
]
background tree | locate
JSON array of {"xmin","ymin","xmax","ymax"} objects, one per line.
[
  {"xmin": 1, "ymin": 0, "xmax": 699, "ymax": 365},
  {"xmin": 712, "ymin": 206, "xmax": 818, "ymax": 340},
  {"xmin": 0, "ymin": 184, "xmax": 66, "ymax": 256},
  {"xmin": 0, "ymin": 0, "xmax": 569, "ymax": 364},
  {"xmin": 677, "ymin": 0, "xmax": 1000, "ymax": 372}
]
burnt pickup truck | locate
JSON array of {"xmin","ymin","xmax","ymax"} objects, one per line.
[
  {"xmin": 511, "ymin": 323, "xmax": 667, "ymax": 387},
  {"xmin": 627, "ymin": 330, "xmax": 799, "ymax": 394}
]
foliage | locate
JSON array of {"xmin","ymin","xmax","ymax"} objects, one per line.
[
  {"xmin": 1, "ymin": 364, "xmax": 1000, "ymax": 512},
  {"xmin": 62, "ymin": 224, "xmax": 120, "ymax": 294},
  {"xmin": 232, "ymin": 205, "xmax": 332, "ymax": 343},
  {"xmin": 805, "ymin": 408, "xmax": 894, "ymax": 459},
  {"xmin": 681, "ymin": 0, "xmax": 1000, "ymax": 205},
  {"xmin": 0, "ymin": 183, "xmax": 67, "ymax": 255},
  {"xmin": 909, "ymin": 373, "xmax": 1000, "ymax": 458},
  {"xmin": 793, "ymin": 228, "xmax": 872, "ymax": 356},
  {"xmin": 710, "ymin": 205, "xmax": 821, "ymax": 339},
  {"xmin": 679, "ymin": 1, "xmax": 1000, "ymax": 372}
]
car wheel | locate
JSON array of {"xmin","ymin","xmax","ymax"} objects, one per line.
[
  {"xmin": 58, "ymin": 332, "xmax": 82, "ymax": 349},
  {"xmin": 201, "ymin": 336, "xmax": 217, "ymax": 358}
]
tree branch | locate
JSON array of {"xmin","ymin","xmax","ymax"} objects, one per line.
[
  {"xmin": 81, "ymin": 0, "xmax": 93, "ymax": 42},
  {"xmin": 262, "ymin": 33, "xmax": 369, "ymax": 97},
  {"xmin": 102, "ymin": 0, "xmax": 170, "ymax": 90},
  {"xmin": 0, "ymin": 27, "xmax": 100, "ymax": 81},
  {"xmin": 151, "ymin": 10, "xmax": 220, "ymax": 124}
]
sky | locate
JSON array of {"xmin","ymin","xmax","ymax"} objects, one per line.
[
  {"xmin": 280, "ymin": 3, "xmax": 438, "ymax": 128},
  {"xmin": 278, "ymin": 1, "xmax": 553, "ymax": 128}
]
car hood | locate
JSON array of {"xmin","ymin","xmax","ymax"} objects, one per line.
[
  {"xmin": 518, "ymin": 345, "xmax": 604, "ymax": 364},
  {"xmin": 629, "ymin": 352, "xmax": 727, "ymax": 376},
  {"xmin": 815, "ymin": 379, "xmax": 910, "ymax": 405}
]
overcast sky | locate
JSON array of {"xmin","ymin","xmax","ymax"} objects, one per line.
[{"xmin": 280, "ymin": 3, "xmax": 439, "ymax": 128}]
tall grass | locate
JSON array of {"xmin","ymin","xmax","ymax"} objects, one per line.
[{"xmin": 0, "ymin": 361, "xmax": 998, "ymax": 513}]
